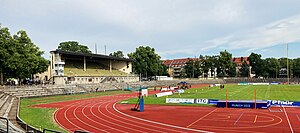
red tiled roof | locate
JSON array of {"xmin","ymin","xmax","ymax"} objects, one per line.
[
  {"xmin": 163, "ymin": 57, "xmax": 250, "ymax": 67},
  {"xmin": 163, "ymin": 58, "xmax": 198, "ymax": 67},
  {"xmin": 232, "ymin": 57, "xmax": 249, "ymax": 66}
]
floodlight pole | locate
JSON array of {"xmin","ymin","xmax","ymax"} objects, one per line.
[{"xmin": 287, "ymin": 44, "xmax": 289, "ymax": 85}]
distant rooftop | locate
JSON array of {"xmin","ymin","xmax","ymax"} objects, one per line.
[
  {"xmin": 163, "ymin": 57, "xmax": 249, "ymax": 67},
  {"xmin": 163, "ymin": 58, "xmax": 198, "ymax": 67}
]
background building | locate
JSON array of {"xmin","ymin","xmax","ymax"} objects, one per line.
[
  {"xmin": 163, "ymin": 58, "xmax": 198, "ymax": 78},
  {"xmin": 163, "ymin": 57, "xmax": 250, "ymax": 78}
]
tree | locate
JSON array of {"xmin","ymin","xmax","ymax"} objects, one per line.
[
  {"xmin": 0, "ymin": 25, "xmax": 13, "ymax": 85},
  {"xmin": 200, "ymin": 55, "xmax": 218, "ymax": 78},
  {"xmin": 184, "ymin": 59, "xmax": 202, "ymax": 78},
  {"xmin": 158, "ymin": 63, "xmax": 169, "ymax": 76},
  {"xmin": 265, "ymin": 58, "xmax": 280, "ymax": 78},
  {"xmin": 58, "ymin": 41, "xmax": 91, "ymax": 53},
  {"xmin": 194, "ymin": 59, "xmax": 202, "ymax": 78},
  {"xmin": 292, "ymin": 58, "xmax": 300, "ymax": 78},
  {"xmin": 128, "ymin": 46, "xmax": 166, "ymax": 78},
  {"xmin": 0, "ymin": 26, "xmax": 48, "ymax": 84},
  {"xmin": 109, "ymin": 51, "xmax": 124, "ymax": 58},
  {"xmin": 278, "ymin": 58, "xmax": 293, "ymax": 78},
  {"xmin": 184, "ymin": 60, "xmax": 194, "ymax": 78},
  {"xmin": 240, "ymin": 61, "xmax": 249, "ymax": 77},
  {"xmin": 11, "ymin": 30, "xmax": 49, "ymax": 80},
  {"xmin": 249, "ymin": 53, "xmax": 265, "ymax": 77},
  {"xmin": 217, "ymin": 50, "xmax": 236, "ymax": 77}
]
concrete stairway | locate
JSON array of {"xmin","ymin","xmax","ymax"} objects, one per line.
[{"xmin": 0, "ymin": 92, "xmax": 24, "ymax": 133}]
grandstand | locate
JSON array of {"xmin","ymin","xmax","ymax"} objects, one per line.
[
  {"xmin": 45, "ymin": 50, "xmax": 139, "ymax": 85},
  {"xmin": 0, "ymin": 92, "xmax": 23, "ymax": 133}
]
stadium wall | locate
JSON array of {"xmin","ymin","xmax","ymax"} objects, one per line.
[
  {"xmin": 53, "ymin": 76, "xmax": 139, "ymax": 85},
  {"xmin": 111, "ymin": 60, "xmax": 132, "ymax": 74}
]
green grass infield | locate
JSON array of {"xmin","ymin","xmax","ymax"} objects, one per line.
[{"xmin": 124, "ymin": 84, "xmax": 300, "ymax": 106}]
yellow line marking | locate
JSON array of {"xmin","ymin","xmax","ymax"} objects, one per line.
[
  {"xmin": 254, "ymin": 115, "xmax": 258, "ymax": 123},
  {"xmin": 187, "ymin": 108, "xmax": 217, "ymax": 127}
]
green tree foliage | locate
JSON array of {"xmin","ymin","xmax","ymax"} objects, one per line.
[
  {"xmin": 0, "ymin": 25, "xmax": 13, "ymax": 84},
  {"xmin": 0, "ymin": 26, "xmax": 48, "ymax": 84},
  {"xmin": 200, "ymin": 55, "xmax": 218, "ymax": 77},
  {"xmin": 109, "ymin": 50, "xmax": 124, "ymax": 58},
  {"xmin": 158, "ymin": 63, "xmax": 169, "ymax": 76},
  {"xmin": 249, "ymin": 53, "xmax": 265, "ymax": 77},
  {"xmin": 217, "ymin": 50, "xmax": 236, "ymax": 77},
  {"xmin": 184, "ymin": 60, "xmax": 194, "ymax": 78},
  {"xmin": 278, "ymin": 58, "xmax": 293, "ymax": 77},
  {"xmin": 58, "ymin": 41, "xmax": 91, "ymax": 53},
  {"xmin": 292, "ymin": 58, "xmax": 300, "ymax": 78},
  {"xmin": 240, "ymin": 61, "xmax": 249, "ymax": 77},
  {"xmin": 265, "ymin": 58, "xmax": 280, "ymax": 78},
  {"xmin": 184, "ymin": 59, "xmax": 201, "ymax": 78},
  {"xmin": 128, "ymin": 46, "xmax": 167, "ymax": 77}
]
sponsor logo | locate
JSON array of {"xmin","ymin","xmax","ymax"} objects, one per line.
[
  {"xmin": 195, "ymin": 99, "xmax": 209, "ymax": 104},
  {"xmin": 166, "ymin": 98, "xmax": 194, "ymax": 104},
  {"xmin": 271, "ymin": 100, "xmax": 294, "ymax": 105},
  {"xmin": 231, "ymin": 104, "xmax": 251, "ymax": 107}
]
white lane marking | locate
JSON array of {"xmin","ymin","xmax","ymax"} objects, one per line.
[
  {"xmin": 234, "ymin": 112, "xmax": 244, "ymax": 125},
  {"xmin": 187, "ymin": 108, "xmax": 218, "ymax": 127},
  {"xmin": 113, "ymin": 103, "xmax": 214, "ymax": 133},
  {"xmin": 283, "ymin": 106, "xmax": 294, "ymax": 133}
]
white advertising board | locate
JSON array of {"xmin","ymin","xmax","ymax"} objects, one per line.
[
  {"xmin": 194, "ymin": 99, "xmax": 209, "ymax": 104},
  {"xmin": 166, "ymin": 98, "xmax": 194, "ymax": 104},
  {"xmin": 249, "ymin": 83, "xmax": 270, "ymax": 85},
  {"xmin": 141, "ymin": 89, "xmax": 148, "ymax": 96},
  {"xmin": 156, "ymin": 91, "xmax": 173, "ymax": 97}
]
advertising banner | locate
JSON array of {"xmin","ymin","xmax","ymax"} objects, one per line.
[
  {"xmin": 166, "ymin": 98, "xmax": 218, "ymax": 105},
  {"xmin": 141, "ymin": 89, "xmax": 148, "ymax": 96},
  {"xmin": 156, "ymin": 91, "xmax": 173, "ymax": 97},
  {"xmin": 270, "ymin": 100, "xmax": 300, "ymax": 107},
  {"xmin": 194, "ymin": 99, "xmax": 209, "ymax": 104},
  {"xmin": 238, "ymin": 82, "xmax": 249, "ymax": 85},
  {"xmin": 249, "ymin": 83, "xmax": 270, "ymax": 85},
  {"xmin": 166, "ymin": 98, "xmax": 194, "ymax": 104}
]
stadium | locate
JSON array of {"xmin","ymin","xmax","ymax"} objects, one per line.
[
  {"xmin": 1, "ymin": 1, "xmax": 300, "ymax": 133},
  {"xmin": 0, "ymin": 48, "xmax": 300, "ymax": 133}
]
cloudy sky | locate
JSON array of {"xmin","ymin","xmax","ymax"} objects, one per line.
[{"xmin": 1, "ymin": 0, "xmax": 300, "ymax": 59}]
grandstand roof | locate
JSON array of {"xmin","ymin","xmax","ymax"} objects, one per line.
[{"xmin": 50, "ymin": 49, "xmax": 133, "ymax": 62}]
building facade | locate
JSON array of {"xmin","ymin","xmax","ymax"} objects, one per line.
[{"xmin": 163, "ymin": 57, "xmax": 251, "ymax": 78}]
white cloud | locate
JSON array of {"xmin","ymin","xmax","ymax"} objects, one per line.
[
  {"xmin": 1, "ymin": 0, "xmax": 300, "ymax": 59},
  {"xmin": 73, "ymin": 0, "xmax": 246, "ymax": 33},
  {"xmin": 202, "ymin": 15, "xmax": 300, "ymax": 52}
]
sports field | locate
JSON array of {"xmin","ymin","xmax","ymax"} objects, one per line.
[
  {"xmin": 126, "ymin": 84, "xmax": 300, "ymax": 105},
  {"xmin": 20, "ymin": 84, "xmax": 300, "ymax": 133}
]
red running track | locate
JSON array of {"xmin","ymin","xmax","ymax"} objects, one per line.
[{"xmin": 35, "ymin": 91, "xmax": 300, "ymax": 133}]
